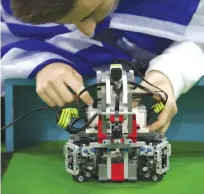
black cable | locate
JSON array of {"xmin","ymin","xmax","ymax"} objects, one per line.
[
  {"xmin": 115, "ymin": 85, "xmax": 123, "ymax": 114},
  {"xmin": 1, "ymin": 59, "xmax": 168, "ymax": 133},
  {"xmin": 73, "ymin": 67, "xmax": 167, "ymax": 132},
  {"xmin": 128, "ymin": 81, "xmax": 164, "ymax": 104},
  {"xmin": 115, "ymin": 59, "xmax": 168, "ymax": 104},
  {"xmin": 76, "ymin": 82, "xmax": 105, "ymax": 121},
  {"xmin": 66, "ymin": 113, "xmax": 98, "ymax": 134},
  {"xmin": 132, "ymin": 93, "xmax": 154, "ymax": 97},
  {"xmin": 77, "ymin": 83, "xmax": 105, "ymax": 107},
  {"xmin": 81, "ymin": 113, "xmax": 98, "ymax": 130},
  {"xmin": 67, "ymin": 98, "xmax": 102, "ymax": 134},
  {"xmin": 70, "ymin": 116, "xmax": 83, "ymax": 129},
  {"xmin": 79, "ymin": 98, "xmax": 102, "ymax": 110},
  {"xmin": 129, "ymin": 81, "xmax": 166, "ymax": 117},
  {"xmin": 76, "ymin": 78, "xmax": 166, "ymax": 119},
  {"xmin": 1, "ymin": 107, "xmax": 56, "ymax": 131}
]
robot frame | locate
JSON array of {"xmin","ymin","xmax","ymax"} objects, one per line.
[{"xmin": 57, "ymin": 60, "xmax": 171, "ymax": 183}]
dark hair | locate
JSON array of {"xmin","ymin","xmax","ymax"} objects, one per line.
[{"xmin": 11, "ymin": 0, "xmax": 75, "ymax": 24}]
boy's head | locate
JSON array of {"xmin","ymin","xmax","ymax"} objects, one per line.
[{"xmin": 11, "ymin": 0, "xmax": 117, "ymax": 36}]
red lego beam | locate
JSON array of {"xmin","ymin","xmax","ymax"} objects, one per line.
[
  {"xmin": 111, "ymin": 163, "xmax": 124, "ymax": 181},
  {"xmin": 98, "ymin": 115, "xmax": 107, "ymax": 143},
  {"xmin": 128, "ymin": 114, "xmax": 137, "ymax": 143}
]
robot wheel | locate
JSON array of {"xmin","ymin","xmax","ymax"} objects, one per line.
[{"xmin": 72, "ymin": 175, "xmax": 85, "ymax": 183}]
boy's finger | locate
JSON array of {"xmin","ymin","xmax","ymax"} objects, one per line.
[
  {"xmin": 158, "ymin": 121, "xmax": 171, "ymax": 134},
  {"xmin": 37, "ymin": 91, "xmax": 56, "ymax": 107},
  {"xmin": 44, "ymin": 86, "xmax": 65, "ymax": 107},
  {"xmin": 64, "ymin": 74, "xmax": 93, "ymax": 105},
  {"xmin": 53, "ymin": 81, "xmax": 76, "ymax": 103},
  {"xmin": 148, "ymin": 104, "xmax": 174, "ymax": 132},
  {"xmin": 79, "ymin": 87, "xmax": 94, "ymax": 105}
]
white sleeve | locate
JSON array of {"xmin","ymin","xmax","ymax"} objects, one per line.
[{"xmin": 145, "ymin": 41, "xmax": 204, "ymax": 99}]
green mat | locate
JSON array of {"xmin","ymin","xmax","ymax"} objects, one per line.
[{"xmin": 2, "ymin": 141, "xmax": 204, "ymax": 194}]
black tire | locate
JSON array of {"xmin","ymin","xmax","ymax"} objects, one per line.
[
  {"xmin": 151, "ymin": 174, "xmax": 163, "ymax": 182},
  {"xmin": 72, "ymin": 175, "xmax": 85, "ymax": 183}
]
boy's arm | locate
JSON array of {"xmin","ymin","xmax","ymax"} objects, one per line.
[
  {"xmin": 1, "ymin": 4, "xmax": 130, "ymax": 106},
  {"xmin": 136, "ymin": 41, "xmax": 204, "ymax": 134},
  {"xmin": 1, "ymin": 4, "xmax": 92, "ymax": 105},
  {"xmin": 145, "ymin": 41, "xmax": 204, "ymax": 99}
]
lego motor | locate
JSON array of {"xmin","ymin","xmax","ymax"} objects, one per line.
[{"xmin": 57, "ymin": 63, "xmax": 171, "ymax": 183}]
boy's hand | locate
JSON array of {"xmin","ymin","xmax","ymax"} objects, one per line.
[
  {"xmin": 36, "ymin": 63, "xmax": 93, "ymax": 107},
  {"xmin": 133, "ymin": 70, "xmax": 178, "ymax": 134}
]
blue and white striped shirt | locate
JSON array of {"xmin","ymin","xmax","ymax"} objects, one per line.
[{"xmin": 1, "ymin": 0, "xmax": 204, "ymax": 97}]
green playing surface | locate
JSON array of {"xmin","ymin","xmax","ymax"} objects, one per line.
[{"xmin": 1, "ymin": 141, "xmax": 204, "ymax": 194}]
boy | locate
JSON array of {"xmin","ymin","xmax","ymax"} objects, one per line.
[{"xmin": 1, "ymin": 0, "xmax": 204, "ymax": 134}]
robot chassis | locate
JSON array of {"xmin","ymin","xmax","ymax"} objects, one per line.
[{"xmin": 60, "ymin": 64, "xmax": 171, "ymax": 183}]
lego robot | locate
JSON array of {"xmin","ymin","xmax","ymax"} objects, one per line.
[{"xmin": 57, "ymin": 63, "xmax": 171, "ymax": 183}]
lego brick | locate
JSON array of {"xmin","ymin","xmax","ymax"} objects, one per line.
[
  {"xmin": 128, "ymin": 115, "xmax": 137, "ymax": 142},
  {"xmin": 111, "ymin": 163, "xmax": 124, "ymax": 181},
  {"xmin": 128, "ymin": 162, "xmax": 137, "ymax": 181},
  {"xmin": 102, "ymin": 115, "xmax": 106, "ymax": 134},
  {"xmin": 97, "ymin": 115, "xmax": 107, "ymax": 143},
  {"xmin": 107, "ymin": 150, "xmax": 111, "ymax": 179},
  {"xmin": 124, "ymin": 149, "xmax": 129, "ymax": 179},
  {"xmin": 98, "ymin": 164, "xmax": 108, "ymax": 181},
  {"xmin": 122, "ymin": 71, "xmax": 128, "ymax": 104},
  {"xmin": 101, "ymin": 85, "xmax": 106, "ymax": 112},
  {"xmin": 128, "ymin": 91, "xmax": 132, "ymax": 134},
  {"xmin": 105, "ymin": 73, "xmax": 111, "ymax": 105}
]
